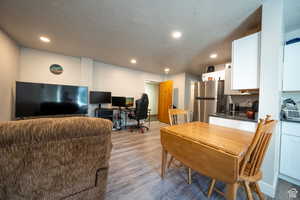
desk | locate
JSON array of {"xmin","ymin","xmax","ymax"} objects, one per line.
[
  {"xmin": 95, "ymin": 107, "xmax": 151, "ymax": 129},
  {"xmin": 160, "ymin": 122, "xmax": 253, "ymax": 200}
]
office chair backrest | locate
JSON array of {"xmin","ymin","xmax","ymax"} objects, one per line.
[{"xmin": 135, "ymin": 93, "xmax": 149, "ymax": 120}]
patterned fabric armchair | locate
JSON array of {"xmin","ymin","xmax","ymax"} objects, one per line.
[{"xmin": 0, "ymin": 117, "xmax": 112, "ymax": 200}]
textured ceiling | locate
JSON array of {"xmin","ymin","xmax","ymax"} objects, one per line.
[
  {"xmin": 284, "ymin": 0, "xmax": 300, "ymax": 32},
  {"xmin": 0, "ymin": 0, "xmax": 261, "ymax": 75}
]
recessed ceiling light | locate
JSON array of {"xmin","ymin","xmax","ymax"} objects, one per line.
[
  {"xmin": 40, "ymin": 36, "xmax": 51, "ymax": 43},
  {"xmin": 210, "ymin": 53, "xmax": 218, "ymax": 59},
  {"xmin": 130, "ymin": 59, "xmax": 137, "ymax": 64},
  {"xmin": 164, "ymin": 68, "xmax": 170, "ymax": 73},
  {"xmin": 171, "ymin": 31, "xmax": 182, "ymax": 39}
]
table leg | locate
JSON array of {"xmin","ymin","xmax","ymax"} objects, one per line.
[
  {"xmin": 125, "ymin": 110, "xmax": 127, "ymax": 128},
  {"xmin": 226, "ymin": 183, "xmax": 238, "ymax": 200},
  {"xmin": 161, "ymin": 148, "xmax": 168, "ymax": 179},
  {"xmin": 207, "ymin": 179, "xmax": 216, "ymax": 197},
  {"xmin": 253, "ymin": 182, "xmax": 265, "ymax": 200},
  {"xmin": 187, "ymin": 168, "xmax": 192, "ymax": 184},
  {"xmin": 243, "ymin": 181, "xmax": 254, "ymax": 200},
  {"xmin": 148, "ymin": 111, "xmax": 151, "ymax": 128}
]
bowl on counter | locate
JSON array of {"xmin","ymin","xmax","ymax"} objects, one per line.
[{"xmin": 246, "ymin": 110, "xmax": 255, "ymax": 120}]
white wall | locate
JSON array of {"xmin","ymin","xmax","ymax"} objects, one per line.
[
  {"xmin": 168, "ymin": 73, "xmax": 186, "ymax": 109},
  {"xmin": 144, "ymin": 82, "xmax": 159, "ymax": 115},
  {"xmin": 80, "ymin": 57, "xmax": 94, "ymax": 88},
  {"xmin": 185, "ymin": 73, "xmax": 201, "ymax": 109},
  {"xmin": 19, "ymin": 48, "xmax": 85, "ymax": 86},
  {"xmin": 185, "ymin": 73, "xmax": 201, "ymax": 121},
  {"xmin": 92, "ymin": 61, "xmax": 163, "ymax": 101},
  {"xmin": 80, "ymin": 57, "xmax": 94, "ymax": 116},
  {"xmin": 258, "ymin": 0, "xmax": 284, "ymax": 197},
  {"xmin": 0, "ymin": 30, "xmax": 20, "ymax": 121},
  {"xmin": 168, "ymin": 72, "xmax": 201, "ymax": 115}
]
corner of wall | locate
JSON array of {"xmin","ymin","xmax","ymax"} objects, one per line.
[
  {"xmin": 258, "ymin": 0, "xmax": 284, "ymax": 197},
  {"xmin": 259, "ymin": 180, "xmax": 277, "ymax": 198},
  {"xmin": 0, "ymin": 29, "xmax": 21, "ymax": 121}
]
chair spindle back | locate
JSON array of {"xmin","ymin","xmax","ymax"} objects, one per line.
[
  {"xmin": 239, "ymin": 115, "xmax": 277, "ymax": 177},
  {"xmin": 168, "ymin": 109, "xmax": 188, "ymax": 126}
]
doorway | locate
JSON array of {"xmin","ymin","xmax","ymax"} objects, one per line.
[
  {"xmin": 158, "ymin": 80, "xmax": 173, "ymax": 124},
  {"xmin": 144, "ymin": 81, "xmax": 159, "ymax": 121}
]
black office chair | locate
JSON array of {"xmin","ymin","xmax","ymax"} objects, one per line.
[{"xmin": 128, "ymin": 93, "xmax": 149, "ymax": 133}]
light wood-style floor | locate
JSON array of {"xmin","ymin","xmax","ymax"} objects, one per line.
[{"xmin": 106, "ymin": 121, "xmax": 299, "ymax": 200}]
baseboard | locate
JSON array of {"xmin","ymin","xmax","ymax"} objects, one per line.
[
  {"xmin": 259, "ymin": 180, "xmax": 277, "ymax": 198},
  {"xmin": 260, "ymin": 175, "xmax": 300, "ymax": 198},
  {"xmin": 279, "ymin": 174, "xmax": 300, "ymax": 186}
]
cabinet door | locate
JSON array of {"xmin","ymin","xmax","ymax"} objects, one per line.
[
  {"xmin": 224, "ymin": 64, "xmax": 242, "ymax": 95},
  {"xmin": 280, "ymin": 135, "xmax": 300, "ymax": 180},
  {"xmin": 232, "ymin": 32, "xmax": 260, "ymax": 90},
  {"xmin": 283, "ymin": 43, "xmax": 300, "ymax": 91}
]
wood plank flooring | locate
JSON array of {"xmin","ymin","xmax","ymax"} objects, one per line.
[{"xmin": 106, "ymin": 121, "xmax": 299, "ymax": 200}]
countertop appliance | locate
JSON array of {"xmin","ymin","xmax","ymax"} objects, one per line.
[
  {"xmin": 281, "ymin": 98, "xmax": 300, "ymax": 121},
  {"xmin": 192, "ymin": 80, "xmax": 226, "ymax": 122}
]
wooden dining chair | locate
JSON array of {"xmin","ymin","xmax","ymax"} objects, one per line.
[
  {"xmin": 207, "ymin": 115, "xmax": 276, "ymax": 200},
  {"xmin": 168, "ymin": 109, "xmax": 188, "ymax": 126},
  {"xmin": 167, "ymin": 109, "xmax": 192, "ymax": 184}
]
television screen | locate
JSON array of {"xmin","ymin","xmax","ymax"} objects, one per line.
[
  {"xmin": 112, "ymin": 96, "xmax": 126, "ymax": 107},
  {"xmin": 89, "ymin": 91, "xmax": 111, "ymax": 104},
  {"xmin": 16, "ymin": 82, "xmax": 88, "ymax": 118}
]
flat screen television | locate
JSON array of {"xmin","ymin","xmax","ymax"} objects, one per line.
[
  {"xmin": 112, "ymin": 96, "xmax": 126, "ymax": 107},
  {"xmin": 89, "ymin": 91, "xmax": 111, "ymax": 104},
  {"xmin": 16, "ymin": 81, "xmax": 88, "ymax": 118}
]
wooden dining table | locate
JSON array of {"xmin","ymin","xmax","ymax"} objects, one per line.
[{"xmin": 160, "ymin": 121, "xmax": 254, "ymax": 200}]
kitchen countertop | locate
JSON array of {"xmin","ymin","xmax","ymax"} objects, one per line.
[{"xmin": 210, "ymin": 112, "xmax": 258, "ymax": 123}]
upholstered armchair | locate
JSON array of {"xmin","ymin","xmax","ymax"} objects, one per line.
[{"xmin": 0, "ymin": 117, "xmax": 112, "ymax": 200}]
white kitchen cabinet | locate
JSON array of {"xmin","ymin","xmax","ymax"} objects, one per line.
[
  {"xmin": 224, "ymin": 63, "xmax": 242, "ymax": 95},
  {"xmin": 283, "ymin": 42, "xmax": 300, "ymax": 91},
  {"xmin": 209, "ymin": 116, "xmax": 257, "ymax": 132},
  {"xmin": 232, "ymin": 32, "xmax": 260, "ymax": 90},
  {"xmin": 280, "ymin": 121, "xmax": 300, "ymax": 181},
  {"xmin": 280, "ymin": 135, "xmax": 300, "ymax": 181}
]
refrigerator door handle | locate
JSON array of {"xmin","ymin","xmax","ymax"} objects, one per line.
[{"xmin": 196, "ymin": 97, "xmax": 216, "ymax": 100}]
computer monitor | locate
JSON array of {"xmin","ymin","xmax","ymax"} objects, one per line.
[
  {"xmin": 89, "ymin": 91, "xmax": 111, "ymax": 104},
  {"xmin": 112, "ymin": 96, "xmax": 126, "ymax": 107},
  {"xmin": 125, "ymin": 97, "xmax": 134, "ymax": 107}
]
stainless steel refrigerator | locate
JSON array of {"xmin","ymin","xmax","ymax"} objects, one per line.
[{"xmin": 192, "ymin": 80, "xmax": 226, "ymax": 122}]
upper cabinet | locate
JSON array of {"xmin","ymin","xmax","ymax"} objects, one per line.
[
  {"xmin": 283, "ymin": 42, "xmax": 300, "ymax": 91},
  {"xmin": 224, "ymin": 63, "xmax": 242, "ymax": 95},
  {"xmin": 232, "ymin": 32, "xmax": 261, "ymax": 90}
]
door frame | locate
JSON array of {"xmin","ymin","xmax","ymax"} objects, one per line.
[{"xmin": 144, "ymin": 80, "xmax": 160, "ymax": 117}]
